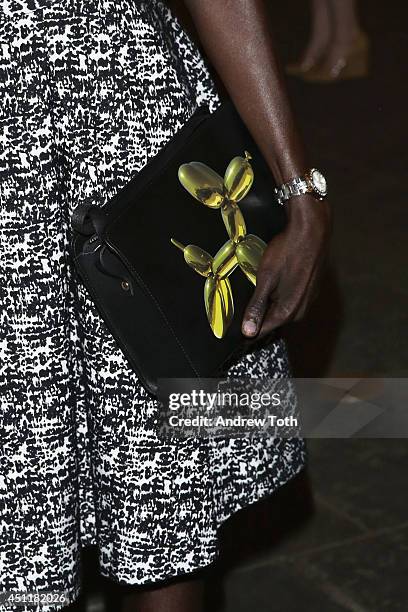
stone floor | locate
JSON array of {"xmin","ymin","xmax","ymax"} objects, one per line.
[
  {"xmin": 65, "ymin": 2, "xmax": 408, "ymax": 610},
  {"xmin": 214, "ymin": 438, "xmax": 408, "ymax": 612}
]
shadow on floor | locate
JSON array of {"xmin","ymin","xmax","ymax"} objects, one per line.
[{"xmin": 204, "ymin": 470, "xmax": 314, "ymax": 611}]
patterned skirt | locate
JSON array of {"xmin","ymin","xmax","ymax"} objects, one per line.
[{"xmin": 0, "ymin": 1, "xmax": 306, "ymax": 609}]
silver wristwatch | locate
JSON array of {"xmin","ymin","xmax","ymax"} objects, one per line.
[{"xmin": 274, "ymin": 168, "xmax": 328, "ymax": 206}]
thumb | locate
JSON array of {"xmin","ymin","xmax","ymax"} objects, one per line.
[{"xmin": 242, "ymin": 272, "xmax": 275, "ymax": 337}]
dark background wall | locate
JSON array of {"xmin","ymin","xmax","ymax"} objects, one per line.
[{"xmin": 274, "ymin": 0, "xmax": 408, "ymax": 379}]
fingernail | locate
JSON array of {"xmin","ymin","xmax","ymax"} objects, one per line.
[{"xmin": 243, "ymin": 319, "xmax": 257, "ymax": 336}]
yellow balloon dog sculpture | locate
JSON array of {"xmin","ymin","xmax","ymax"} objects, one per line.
[{"xmin": 171, "ymin": 151, "xmax": 267, "ymax": 339}]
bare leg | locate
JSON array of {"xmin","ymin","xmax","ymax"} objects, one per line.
[
  {"xmin": 330, "ymin": 0, "xmax": 361, "ymax": 47},
  {"xmin": 296, "ymin": 0, "xmax": 332, "ymax": 70},
  {"xmin": 320, "ymin": 0, "xmax": 365, "ymax": 70},
  {"xmin": 122, "ymin": 576, "xmax": 204, "ymax": 612}
]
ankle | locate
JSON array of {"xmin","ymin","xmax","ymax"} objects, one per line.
[{"xmin": 332, "ymin": 28, "xmax": 365, "ymax": 51}]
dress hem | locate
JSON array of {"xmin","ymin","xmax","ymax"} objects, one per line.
[{"xmin": 97, "ymin": 460, "xmax": 306, "ymax": 588}]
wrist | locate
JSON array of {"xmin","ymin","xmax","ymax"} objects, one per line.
[{"xmin": 286, "ymin": 194, "xmax": 331, "ymax": 231}]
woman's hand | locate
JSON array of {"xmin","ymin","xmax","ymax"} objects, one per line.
[
  {"xmin": 183, "ymin": 0, "xmax": 332, "ymax": 336},
  {"xmin": 242, "ymin": 195, "xmax": 331, "ymax": 338}
]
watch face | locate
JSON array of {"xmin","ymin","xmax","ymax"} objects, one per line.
[{"xmin": 311, "ymin": 169, "xmax": 327, "ymax": 196}]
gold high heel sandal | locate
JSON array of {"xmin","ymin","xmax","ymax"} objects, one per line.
[
  {"xmin": 302, "ymin": 31, "xmax": 370, "ymax": 83},
  {"xmin": 286, "ymin": 49, "xmax": 327, "ymax": 77},
  {"xmin": 286, "ymin": 60, "xmax": 319, "ymax": 77}
]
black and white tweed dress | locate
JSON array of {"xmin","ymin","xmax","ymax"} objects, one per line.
[{"xmin": 0, "ymin": 1, "xmax": 306, "ymax": 609}]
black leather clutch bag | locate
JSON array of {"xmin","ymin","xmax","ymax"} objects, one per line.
[{"xmin": 71, "ymin": 100, "xmax": 287, "ymax": 396}]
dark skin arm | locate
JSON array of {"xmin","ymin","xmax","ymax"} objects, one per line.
[{"xmin": 183, "ymin": 0, "xmax": 331, "ymax": 338}]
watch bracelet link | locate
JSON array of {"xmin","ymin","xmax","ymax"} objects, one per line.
[
  {"xmin": 274, "ymin": 169, "xmax": 327, "ymax": 206},
  {"xmin": 275, "ymin": 177, "xmax": 309, "ymax": 206}
]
